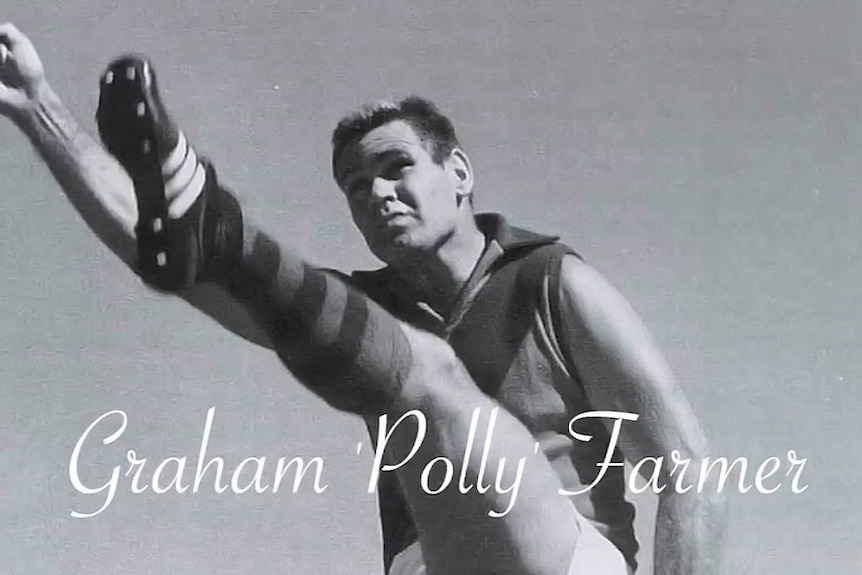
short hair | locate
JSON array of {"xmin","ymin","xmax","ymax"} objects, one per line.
[{"xmin": 331, "ymin": 96, "xmax": 461, "ymax": 176}]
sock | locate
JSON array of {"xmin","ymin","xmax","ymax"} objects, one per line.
[
  {"xmin": 226, "ymin": 231, "xmax": 412, "ymax": 415},
  {"xmin": 161, "ymin": 131, "xmax": 206, "ymax": 219}
]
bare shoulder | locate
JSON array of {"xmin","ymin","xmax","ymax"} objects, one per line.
[
  {"xmin": 557, "ymin": 254, "xmax": 646, "ymax": 339},
  {"xmin": 556, "ymin": 254, "xmax": 710, "ymax": 460}
]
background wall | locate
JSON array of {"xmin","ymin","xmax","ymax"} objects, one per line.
[{"xmin": 0, "ymin": 1, "xmax": 859, "ymax": 573}]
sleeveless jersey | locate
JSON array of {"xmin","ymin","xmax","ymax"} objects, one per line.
[{"xmin": 350, "ymin": 213, "xmax": 639, "ymax": 572}]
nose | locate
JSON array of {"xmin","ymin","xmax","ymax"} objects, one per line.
[{"xmin": 369, "ymin": 176, "xmax": 397, "ymax": 206}]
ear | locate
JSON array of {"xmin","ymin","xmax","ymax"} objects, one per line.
[{"xmin": 446, "ymin": 148, "xmax": 474, "ymax": 206}]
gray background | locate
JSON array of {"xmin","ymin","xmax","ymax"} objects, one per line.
[{"xmin": 1, "ymin": 1, "xmax": 860, "ymax": 573}]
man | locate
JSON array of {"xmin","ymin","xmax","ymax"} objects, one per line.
[{"xmin": 0, "ymin": 23, "xmax": 725, "ymax": 574}]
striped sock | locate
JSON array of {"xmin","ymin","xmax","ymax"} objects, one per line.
[{"xmin": 161, "ymin": 131, "xmax": 206, "ymax": 219}]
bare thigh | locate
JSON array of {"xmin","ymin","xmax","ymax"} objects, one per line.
[
  {"xmin": 389, "ymin": 517, "xmax": 630, "ymax": 575},
  {"xmin": 380, "ymin": 325, "xmax": 581, "ymax": 575}
]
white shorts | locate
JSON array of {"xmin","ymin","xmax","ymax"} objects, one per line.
[{"xmin": 388, "ymin": 515, "xmax": 629, "ymax": 575}]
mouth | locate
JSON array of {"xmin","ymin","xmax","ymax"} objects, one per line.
[{"xmin": 376, "ymin": 213, "xmax": 413, "ymax": 230}]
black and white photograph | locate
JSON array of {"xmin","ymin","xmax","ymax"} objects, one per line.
[{"xmin": 0, "ymin": 2, "xmax": 859, "ymax": 574}]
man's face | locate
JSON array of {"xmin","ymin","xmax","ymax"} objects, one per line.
[{"xmin": 334, "ymin": 120, "xmax": 466, "ymax": 265}]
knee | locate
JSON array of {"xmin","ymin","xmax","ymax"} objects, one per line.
[
  {"xmin": 393, "ymin": 325, "xmax": 479, "ymax": 411},
  {"xmin": 400, "ymin": 326, "xmax": 463, "ymax": 382}
]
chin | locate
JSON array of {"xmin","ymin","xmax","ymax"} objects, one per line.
[{"xmin": 370, "ymin": 235, "xmax": 426, "ymax": 265}]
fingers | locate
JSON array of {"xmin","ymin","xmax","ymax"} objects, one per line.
[
  {"xmin": 0, "ymin": 22, "xmax": 24, "ymax": 49},
  {"xmin": 0, "ymin": 22, "xmax": 23, "ymax": 67},
  {"xmin": 0, "ymin": 22, "xmax": 45, "ymax": 91},
  {"xmin": 0, "ymin": 23, "xmax": 34, "ymax": 112},
  {"xmin": 0, "ymin": 24, "xmax": 17, "ymax": 73}
]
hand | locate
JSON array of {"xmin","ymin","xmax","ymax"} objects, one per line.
[{"xmin": 0, "ymin": 23, "xmax": 47, "ymax": 117}]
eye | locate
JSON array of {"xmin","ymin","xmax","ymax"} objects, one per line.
[
  {"xmin": 380, "ymin": 158, "xmax": 412, "ymax": 180},
  {"xmin": 345, "ymin": 178, "xmax": 371, "ymax": 199}
]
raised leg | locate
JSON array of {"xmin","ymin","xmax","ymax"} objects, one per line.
[{"xmin": 96, "ymin": 56, "xmax": 626, "ymax": 575}]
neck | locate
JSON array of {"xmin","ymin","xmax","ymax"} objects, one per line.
[{"xmin": 396, "ymin": 222, "xmax": 486, "ymax": 314}]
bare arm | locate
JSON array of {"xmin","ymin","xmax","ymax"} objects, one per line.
[
  {"xmin": 0, "ymin": 24, "xmax": 406, "ymax": 417},
  {"xmin": 556, "ymin": 255, "xmax": 726, "ymax": 574},
  {"xmin": 0, "ymin": 23, "xmax": 271, "ymax": 347},
  {"xmin": 12, "ymin": 79, "xmax": 140, "ymax": 263}
]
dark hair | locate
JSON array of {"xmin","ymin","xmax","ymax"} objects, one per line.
[{"xmin": 331, "ymin": 96, "xmax": 461, "ymax": 176}]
